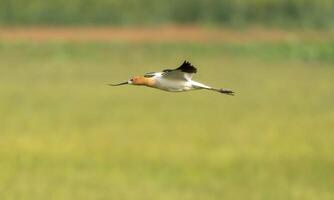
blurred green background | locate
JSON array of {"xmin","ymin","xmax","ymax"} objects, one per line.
[
  {"xmin": 0, "ymin": 0, "xmax": 334, "ymax": 27},
  {"xmin": 0, "ymin": 0, "xmax": 334, "ymax": 199}
]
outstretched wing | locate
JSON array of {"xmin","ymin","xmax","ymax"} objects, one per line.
[{"xmin": 162, "ymin": 61, "xmax": 197, "ymax": 80}]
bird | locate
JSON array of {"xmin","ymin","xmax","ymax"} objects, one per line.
[{"xmin": 109, "ymin": 61, "xmax": 234, "ymax": 95}]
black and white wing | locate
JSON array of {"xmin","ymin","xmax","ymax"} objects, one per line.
[{"xmin": 161, "ymin": 61, "xmax": 197, "ymax": 80}]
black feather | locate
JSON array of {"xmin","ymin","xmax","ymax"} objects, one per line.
[
  {"xmin": 162, "ymin": 69, "xmax": 173, "ymax": 72},
  {"xmin": 144, "ymin": 72, "xmax": 156, "ymax": 78},
  {"xmin": 176, "ymin": 61, "xmax": 197, "ymax": 73}
]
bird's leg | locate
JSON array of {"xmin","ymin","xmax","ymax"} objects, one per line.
[
  {"xmin": 210, "ymin": 88, "xmax": 235, "ymax": 95},
  {"xmin": 191, "ymin": 81, "xmax": 234, "ymax": 95}
]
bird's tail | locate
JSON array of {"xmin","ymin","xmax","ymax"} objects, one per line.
[{"xmin": 209, "ymin": 88, "xmax": 235, "ymax": 95}]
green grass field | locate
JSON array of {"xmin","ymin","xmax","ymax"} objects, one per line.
[
  {"xmin": 1, "ymin": 0, "xmax": 334, "ymax": 27},
  {"xmin": 0, "ymin": 37, "xmax": 334, "ymax": 199}
]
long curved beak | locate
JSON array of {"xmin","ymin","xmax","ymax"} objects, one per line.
[{"xmin": 108, "ymin": 81, "xmax": 128, "ymax": 86}]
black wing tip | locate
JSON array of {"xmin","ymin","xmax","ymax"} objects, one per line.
[{"xmin": 177, "ymin": 60, "xmax": 197, "ymax": 73}]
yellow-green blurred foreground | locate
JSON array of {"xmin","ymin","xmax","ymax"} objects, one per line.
[{"xmin": 0, "ymin": 31, "xmax": 334, "ymax": 199}]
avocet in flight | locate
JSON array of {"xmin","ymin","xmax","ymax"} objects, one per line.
[{"xmin": 109, "ymin": 61, "xmax": 234, "ymax": 95}]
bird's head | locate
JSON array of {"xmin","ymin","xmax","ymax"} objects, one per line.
[
  {"xmin": 109, "ymin": 76, "xmax": 154, "ymax": 87},
  {"xmin": 128, "ymin": 76, "xmax": 147, "ymax": 85}
]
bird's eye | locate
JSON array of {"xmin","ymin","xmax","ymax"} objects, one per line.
[{"xmin": 130, "ymin": 78, "xmax": 134, "ymax": 82}]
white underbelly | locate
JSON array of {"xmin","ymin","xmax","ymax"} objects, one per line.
[{"xmin": 155, "ymin": 79, "xmax": 193, "ymax": 92}]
